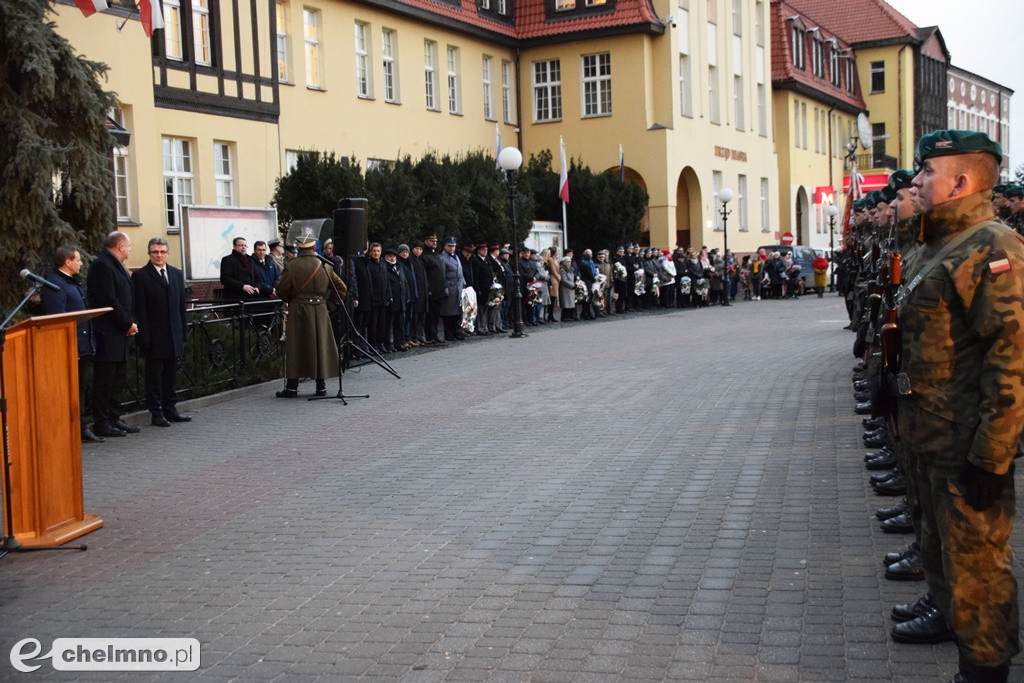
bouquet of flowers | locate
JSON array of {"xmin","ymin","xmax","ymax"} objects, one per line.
[
  {"xmin": 592, "ymin": 273, "xmax": 608, "ymax": 310},
  {"xmin": 614, "ymin": 262, "xmax": 627, "ymax": 282},
  {"xmin": 633, "ymin": 269, "xmax": 646, "ymax": 296},
  {"xmin": 695, "ymin": 277, "xmax": 710, "ymax": 299},
  {"xmin": 460, "ymin": 286, "xmax": 477, "ymax": 333},
  {"xmin": 526, "ymin": 280, "xmax": 543, "ymax": 306},
  {"xmin": 574, "ymin": 278, "xmax": 589, "ymax": 304},
  {"xmin": 678, "ymin": 275, "xmax": 692, "ymax": 295},
  {"xmin": 487, "ymin": 280, "xmax": 504, "ymax": 308},
  {"xmin": 651, "ymin": 273, "xmax": 661, "ymax": 297},
  {"xmin": 704, "ymin": 266, "xmax": 716, "ymax": 280}
]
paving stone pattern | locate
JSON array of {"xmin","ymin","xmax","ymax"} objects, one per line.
[{"xmin": 1, "ymin": 296, "xmax": 1022, "ymax": 681}]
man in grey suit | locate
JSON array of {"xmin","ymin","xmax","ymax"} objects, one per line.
[{"xmin": 132, "ymin": 238, "xmax": 191, "ymax": 427}]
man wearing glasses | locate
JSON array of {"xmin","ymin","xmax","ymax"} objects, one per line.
[{"xmin": 132, "ymin": 238, "xmax": 191, "ymax": 427}]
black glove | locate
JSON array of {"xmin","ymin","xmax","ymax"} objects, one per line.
[{"xmin": 959, "ymin": 462, "xmax": 1005, "ymax": 512}]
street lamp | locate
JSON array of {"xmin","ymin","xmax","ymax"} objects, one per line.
[
  {"xmin": 826, "ymin": 203, "xmax": 839, "ymax": 292},
  {"xmin": 497, "ymin": 147, "xmax": 526, "ymax": 338},
  {"xmin": 718, "ymin": 187, "xmax": 733, "ymax": 307}
]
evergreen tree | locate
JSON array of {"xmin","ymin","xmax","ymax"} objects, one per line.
[
  {"xmin": 0, "ymin": 0, "xmax": 116, "ymax": 312},
  {"xmin": 365, "ymin": 156, "xmax": 423, "ymax": 245},
  {"xmin": 271, "ymin": 151, "xmax": 365, "ymax": 235}
]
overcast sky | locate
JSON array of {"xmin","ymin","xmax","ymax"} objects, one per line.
[{"xmin": 884, "ymin": 0, "xmax": 1022, "ymax": 174}]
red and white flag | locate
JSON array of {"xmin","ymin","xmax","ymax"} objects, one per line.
[
  {"xmin": 73, "ymin": 0, "xmax": 109, "ymax": 17},
  {"xmin": 139, "ymin": 0, "xmax": 165, "ymax": 37},
  {"xmin": 558, "ymin": 136, "xmax": 570, "ymax": 204}
]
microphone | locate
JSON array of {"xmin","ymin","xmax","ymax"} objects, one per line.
[
  {"xmin": 313, "ymin": 254, "xmax": 338, "ymax": 268},
  {"xmin": 20, "ymin": 269, "xmax": 60, "ymax": 292}
]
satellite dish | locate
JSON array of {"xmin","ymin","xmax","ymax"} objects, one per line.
[{"xmin": 857, "ymin": 113, "xmax": 873, "ymax": 149}]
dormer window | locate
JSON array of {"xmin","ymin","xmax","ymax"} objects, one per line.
[{"xmin": 791, "ymin": 24, "xmax": 805, "ymax": 70}]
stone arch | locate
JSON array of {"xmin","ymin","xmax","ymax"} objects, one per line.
[
  {"xmin": 675, "ymin": 166, "xmax": 702, "ymax": 250},
  {"xmin": 795, "ymin": 186, "xmax": 810, "ymax": 244}
]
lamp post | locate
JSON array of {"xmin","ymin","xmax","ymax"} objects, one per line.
[
  {"xmin": 497, "ymin": 147, "xmax": 526, "ymax": 338},
  {"xmin": 826, "ymin": 203, "xmax": 839, "ymax": 292},
  {"xmin": 718, "ymin": 187, "xmax": 733, "ymax": 307}
]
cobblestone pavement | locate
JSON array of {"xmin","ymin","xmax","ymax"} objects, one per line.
[{"xmin": 2, "ymin": 295, "xmax": 1022, "ymax": 681}]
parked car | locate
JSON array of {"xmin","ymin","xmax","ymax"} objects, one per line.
[{"xmin": 757, "ymin": 244, "xmax": 820, "ymax": 293}]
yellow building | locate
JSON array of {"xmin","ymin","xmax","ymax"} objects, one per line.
[
  {"xmin": 770, "ymin": 1, "xmax": 864, "ymax": 252},
  {"xmin": 52, "ymin": 0, "xmax": 781, "ymax": 272}
]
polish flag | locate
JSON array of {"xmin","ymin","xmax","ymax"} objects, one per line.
[
  {"xmin": 73, "ymin": 0, "xmax": 109, "ymax": 17},
  {"xmin": 139, "ymin": 0, "xmax": 165, "ymax": 37},
  {"xmin": 558, "ymin": 136, "xmax": 570, "ymax": 204}
]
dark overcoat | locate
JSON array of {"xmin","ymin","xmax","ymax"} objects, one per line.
[
  {"xmin": 277, "ymin": 253, "xmax": 347, "ymax": 379},
  {"xmin": 132, "ymin": 262, "xmax": 188, "ymax": 359},
  {"xmin": 87, "ymin": 248, "xmax": 136, "ymax": 362},
  {"xmin": 42, "ymin": 269, "xmax": 95, "ymax": 357}
]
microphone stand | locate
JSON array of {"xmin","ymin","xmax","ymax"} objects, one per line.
[{"xmin": 1, "ymin": 284, "xmax": 88, "ymax": 558}]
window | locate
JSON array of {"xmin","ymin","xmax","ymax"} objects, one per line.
[
  {"xmin": 192, "ymin": 0, "xmax": 212, "ymax": 66},
  {"xmin": 737, "ymin": 175, "xmax": 748, "ymax": 231},
  {"xmin": 794, "ymin": 105, "xmax": 800, "ymax": 148},
  {"xmin": 870, "ymin": 61, "xmax": 884, "ymax": 93},
  {"xmin": 712, "ymin": 171, "xmax": 723, "ymax": 230},
  {"xmin": 111, "ymin": 106, "xmax": 132, "ymax": 222},
  {"xmin": 755, "ymin": 0, "xmax": 764, "ymax": 46},
  {"xmin": 872, "ymin": 122, "xmax": 885, "ymax": 163},
  {"xmin": 163, "ymin": 0, "xmax": 183, "ymax": 60},
  {"xmin": 791, "ymin": 26, "xmax": 805, "ymax": 70},
  {"xmin": 496, "ymin": 0, "xmax": 507, "ymax": 16},
  {"xmin": 814, "ymin": 108, "xmax": 820, "ymax": 152},
  {"xmin": 556, "ymin": 0, "xmax": 575, "ymax": 10},
  {"xmin": 276, "ymin": 2, "xmax": 289, "ymax": 82},
  {"xmin": 760, "ymin": 178, "xmax": 769, "ymax": 232},
  {"xmin": 482, "ymin": 56, "xmax": 494, "ymax": 120},
  {"xmin": 285, "ymin": 149, "xmax": 301, "ymax": 173},
  {"xmin": 708, "ymin": 65, "xmax": 719, "ymax": 123},
  {"xmin": 801, "ymin": 102, "xmax": 808, "ymax": 149},
  {"xmin": 214, "ymin": 142, "xmax": 234, "ymax": 206},
  {"xmin": 446, "ymin": 46, "xmax": 461, "ymax": 114},
  {"xmin": 706, "ymin": 0, "xmax": 716, "ymax": 24},
  {"xmin": 584, "ymin": 0, "xmax": 607, "ymax": 5},
  {"xmin": 829, "ymin": 45, "xmax": 840, "ymax": 87},
  {"xmin": 679, "ymin": 54, "xmax": 691, "ymax": 117},
  {"xmin": 734, "ymin": 75, "xmax": 744, "ymax": 130},
  {"xmin": 732, "ymin": 0, "xmax": 742, "ymax": 36},
  {"xmin": 811, "ymin": 38, "xmax": 824, "ymax": 78},
  {"xmin": 303, "ymin": 8, "xmax": 322, "ymax": 88},
  {"xmin": 424, "ymin": 40, "xmax": 439, "ymax": 110},
  {"xmin": 162, "ymin": 137, "xmax": 193, "ymax": 233},
  {"xmin": 355, "ymin": 22, "xmax": 372, "ymax": 98},
  {"xmin": 382, "ymin": 28, "xmax": 398, "ymax": 103},
  {"xmin": 480, "ymin": 0, "xmax": 489, "ymax": 8},
  {"xmin": 846, "ymin": 58, "xmax": 855, "ymax": 94},
  {"xmin": 533, "ymin": 59, "xmax": 562, "ymax": 122},
  {"xmin": 582, "ymin": 53, "xmax": 611, "ymax": 117},
  {"xmin": 757, "ymin": 83, "xmax": 767, "ymax": 135},
  {"xmin": 501, "ymin": 60, "xmax": 515, "ymax": 124}
]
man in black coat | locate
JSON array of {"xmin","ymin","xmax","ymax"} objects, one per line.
[
  {"xmin": 408, "ymin": 243, "xmax": 429, "ymax": 344},
  {"xmin": 86, "ymin": 231, "xmax": 139, "ymax": 438},
  {"xmin": 219, "ymin": 237, "xmax": 259, "ymax": 301},
  {"xmin": 133, "ymin": 237, "xmax": 191, "ymax": 427},
  {"xmin": 470, "ymin": 243, "xmax": 493, "ymax": 335},
  {"xmin": 42, "ymin": 245, "xmax": 101, "ymax": 443},
  {"xmin": 420, "ymin": 235, "xmax": 447, "ymax": 344},
  {"xmin": 352, "ymin": 243, "xmax": 390, "ymax": 350}
]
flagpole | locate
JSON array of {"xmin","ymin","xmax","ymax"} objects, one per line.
[{"xmin": 561, "ymin": 201, "xmax": 568, "ymax": 252}]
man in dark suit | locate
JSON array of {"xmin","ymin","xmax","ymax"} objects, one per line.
[
  {"xmin": 219, "ymin": 236, "xmax": 259, "ymax": 301},
  {"xmin": 42, "ymin": 245, "xmax": 101, "ymax": 443},
  {"xmin": 86, "ymin": 231, "xmax": 139, "ymax": 438},
  {"xmin": 133, "ymin": 238, "xmax": 191, "ymax": 427}
]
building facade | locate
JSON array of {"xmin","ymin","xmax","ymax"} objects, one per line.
[{"xmin": 947, "ymin": 65, "xmax": 1013, "ymax": 180}]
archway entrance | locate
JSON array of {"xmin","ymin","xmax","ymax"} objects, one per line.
[
  {"xmin": 675, "ymin": 167, "xmax": 702, "ymax": 250},
  {"xmin": 795, "ymin": 187, "xmax": 810, "ymax": 244}
]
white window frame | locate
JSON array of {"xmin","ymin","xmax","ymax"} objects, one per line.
[
  {"xmin": 801, "ymin": 102, "xmax": 808, "ymax": 149},
  {"xmin": 501, "ymin": 60, "xmax": 515, "ymax": 124},
  {"xmin": 732, "ymin": 0, "xmax": 742, "ymax": 36},
  {"xmin": 355, "ymin": 22, "xmax": 372, "ymax": 99},
  {"xmin": 679, "ymin": 54, "xmax": 691, "ymax": 117},
  {"xmin": 734, "ymin": 75, "xmax": 744, "ymax": 131},
  {"xmin": 581, "ymin": 52, "xmax": 612, "ymax": 117},
  {"xmin": 447, "ymin": 46, "xmax": 461, "ymax": 114},
  {"xmin": 791, "ymin": 26, "xmax": 805, "ymax": 70},
  {"xmin": 303, "ymin": 8, "xmax": 323, "ymax": 89},
  {"xmin": 111, "ymin": 106, "xmax": 132, "ymax": 222},
  {"xmin": 214, "ymin": 142, "xmax": 234, "ymax": 207},
  {"xmin": 482, "ymin": 56, "xmax": 494, "ymax": 120},
  {"xmin": 533, "ymin": 59, "xmax": 562, "ymax": 123},
  {"xmin": 760, "ymin": 177, "xmax": 770, "ymax": 232},
  {"xmin": 708, "ymin": 65, "xmax": 719, "ymax": 124},
  {"xmin": 276, "ymin": 1, "xmax": 290, "ymax": 82},
  {"xmin": 192, "ymin": 0, "xmax": 212, "ymax": 66},
  {"xmin": 382, "ymin": 28, "xmax": 398, "ymax": 103},
  {"xmin": 829, "ymin": 45, "xmax": 840, "ymax": 87},
  {"xmin": 496, "ymin": 0, "xmax": 506, "ymax": 14},
  {"xmin": 163, "ymin": 0, "xmax": 183, "ymax": 60},
  {"xmin": 811, "ymin": 38, "xmax": 824, "ymax": 78},
  {"xmin": 737, "ymin": 175, "xmax": 748, "ymax": 231},
  {"xmin": 712, "ymin": 171, "xmax": 723, "ymax": 230},
  {"xmin": 556, "ymin": 0, "xmax": 575, "ymax": 10},
  {"xmin": 846, "ymin": 58, "xmax": 855, "ymax": 94},
  {"xmin": 162, "ymin": 137, "xmax": 194, "ymax": 233},
  {"xmin": 870, "ymin": 60, "xmax": 885, "ymax": 93},
  {"xmin": 424, "ymin": 40, "xmax": 439, "ymax": 111},
  {"xmin": 757, "ymin": 83, "xmax": 767, "ymax": 136}
]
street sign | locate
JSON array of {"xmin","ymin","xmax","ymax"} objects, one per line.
[{"xmin": 781, "ymin": 232, "xmax": 794, "ymax": 245}]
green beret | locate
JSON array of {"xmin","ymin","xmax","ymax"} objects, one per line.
[
  {"xmin": 864, "ymin": 190, "xmax": 881, "ymax": 206},
  {"xmin": 878, "ymin": 186, "xmax": 897, "ymax": 204},
  {"xmin": 888, "ymin": 169, "xmax": 915, "ymax": 191},
  {"xmin": 993, "ymin": 184, "xmax": 1008, "ymax": 194},
  {"xmin": 914, "ymin": 129, "xmax": 1002, "ymax": 172},
  {"xmin": 1005, "ymin": 185, "xmax": 1024, "ymax": 199},
  {"xmin": 854, "ymin": 198, "xmax": 870, "ymax": 211}
]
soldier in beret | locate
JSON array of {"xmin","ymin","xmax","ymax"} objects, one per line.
[
  {"xmin": 894, "ymin": 130, "xmax": 1023, "ymax": 681},
  {"xmin": 1002, "ymin": 186, "xmax": 1024, "ymax": 235}
]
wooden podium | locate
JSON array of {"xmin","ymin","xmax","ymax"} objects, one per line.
[{"xmin": 1, "ymin": 309, "xmax": 108, "ymax": 547}]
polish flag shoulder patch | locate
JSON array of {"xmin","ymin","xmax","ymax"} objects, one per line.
[{"xmin": 989, "ymin": 258, "xmax": 1011, "ymax": 275}]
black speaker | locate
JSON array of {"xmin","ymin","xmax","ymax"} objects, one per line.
[{"xmin": 333, "ymin": 198, "xmax": 369, "ymax": 257}]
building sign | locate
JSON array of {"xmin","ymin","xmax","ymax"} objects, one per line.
[
  {"xmin": 714, "ymin": 146, "xmax": 748, "ymax": 162},
  {"xmin": 814, "ymin": 186, "xmax": 836, "ymax": 205},
  {"xmin": 842, "ymin": 174, "xmax": 889, "ymax": 193}
]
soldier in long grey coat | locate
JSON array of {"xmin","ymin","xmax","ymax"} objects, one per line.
[{"xmin": 439, "ymin": 237, "xmax": 466, "ymax": 340}]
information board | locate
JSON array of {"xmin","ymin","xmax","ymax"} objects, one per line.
[{"xmin": 181, "ymin": 206, "xmax": 278, "ymax": 281}]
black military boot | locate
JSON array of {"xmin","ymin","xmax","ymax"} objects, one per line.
[
  {"xmin": 881, "ymin": 512, "xmax": 914, "ymax": 534},
  {"xmin": 876, "ymin": 497, "xmax": 909, "ymax": 521},
  {"xmin": 883, "ymin": 540, "xmax": 919, "ymax": 565},
  {"xmin": 866, "ymin": 451, "xmax": 897, "ymax": 470},
  {"xmin": 315, "ymin": 379, "xmax": 327, "ymax": 397},
  {"xmin": 885, "ymin": 546, "xmax": 924, "ymax": 580},
  {"xmin": 890, "ymin": 606, "xmax": 953, "ymax": 643},
  {"xmin": 891, "ymin": 591, "xmax": 933, "ymax": 622},
  {"xmin": 870, "ymin": 468, "xmax": 900, "ymax": 485},
  {"xmin": 276, "ymin": 379, "xmax": 299, "ymax": 398},
  {"xmin": 865, "ymin": 445, "xmax": 893, "ymax": 462},
  {"xmin": 873, "ymin": 473, "xmax": 907, "ymax": 496}
]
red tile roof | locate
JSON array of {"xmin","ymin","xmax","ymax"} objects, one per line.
[
  {"xmin": 770, "ymin": 0, "xmax": 865, "ymax": 112},
  {"xmin": 784, "ymin": 0, "xmax": 917, "ymax": 45},
  {"xmin": 387, "ymin": 0, "xmax": 663, "ymax": 42}
]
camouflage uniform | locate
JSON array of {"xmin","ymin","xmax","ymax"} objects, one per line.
[
  {"xmin": 1004, "ymin": 211, "xmax": 1024, "ymax": 235},
  {"xmin": 898, "ymin": 190, "xmax": 1024, "ymax": 668}
]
